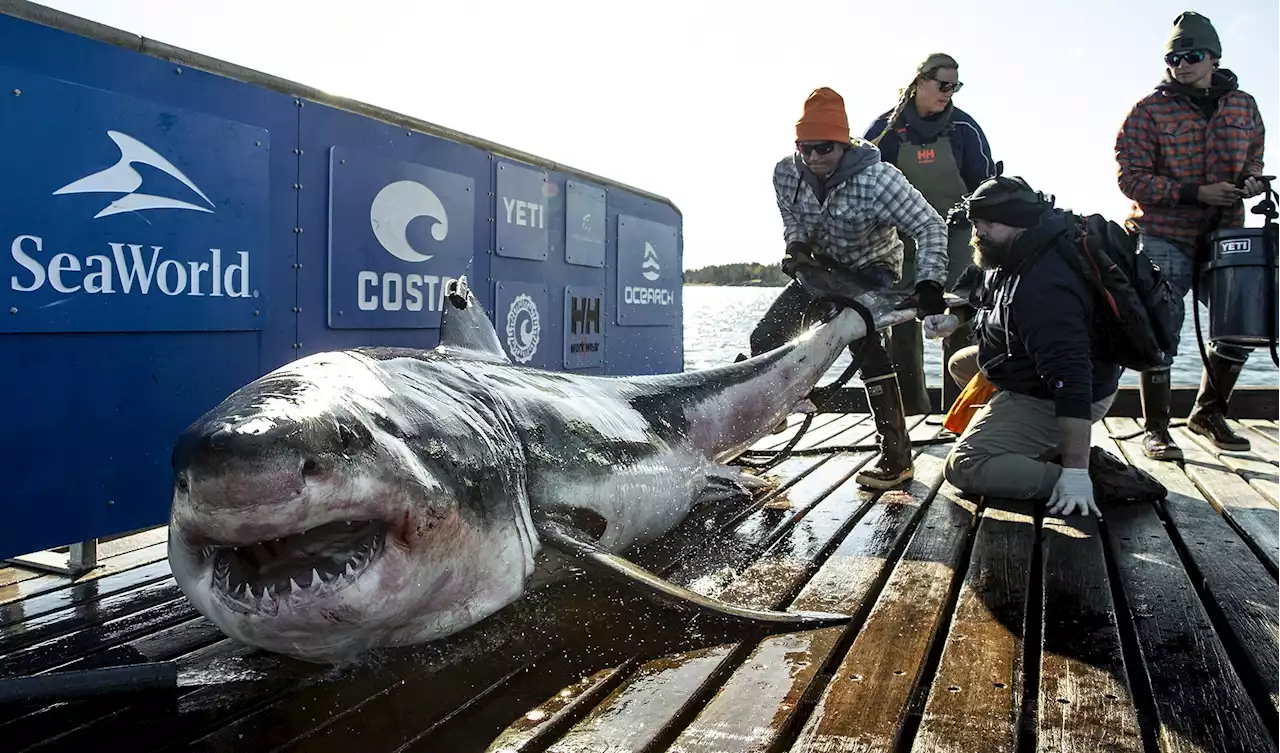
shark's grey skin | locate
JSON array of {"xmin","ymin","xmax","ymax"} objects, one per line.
[{"xmin": 167, "ymin": 277, "xmax": 919, "ymax": 664}]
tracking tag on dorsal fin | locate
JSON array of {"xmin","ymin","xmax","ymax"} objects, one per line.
[{"xmin": 437, "ymin": 276, "xmax": 511, "ymax": 363}]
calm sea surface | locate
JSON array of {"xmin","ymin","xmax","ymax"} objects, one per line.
[{"xmin": 681, "ymin": 285, "xmax": 1278, "ymax": 389}]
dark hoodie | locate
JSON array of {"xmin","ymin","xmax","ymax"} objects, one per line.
[
  {"xmin": 973, "ymin": 209, "xmax": 1124, "ymax": 419},
  {"xmin": 792, "ymin": 139, "xmax": 882, "ymax": 206}
]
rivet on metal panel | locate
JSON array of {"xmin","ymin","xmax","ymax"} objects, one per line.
[
  {"xmin": 255, "ymin": 141, "xmax": 262, "ymax": 146},
  {"xmin": 293, "ymin": 183, "xmax": 301, "ymax": 189},
  {"xmin": 8, "ymin": 307, "xmax": 16, "ymax": 315},
  {"xmin": 175, "ymin": 67, "xmax": 182, "ymax": 74},
  {"xmin": 254, "ymin": 310, "xmax": 260, "ymax": 316},
  {"xmin": 12, "ymin": 89, "xmax": 19, "ymax": 96},
  {"xmin": 338, "ymin": 310, "xmax": 344, "ymax": 316},
  {"xmin": 107, "ymin": 500, "xmax": 115, "ymax": 507},
  {"xmin": 406, "ymin": 131, "xmax": 412, "ymax": 136},
  {"xmin": 293, "ymin": 263, "xmax": 301, "ymax": 269},
  {"xmin": 294, "ymin": 227, "xmax": 303, "ymax": 233},
  {"xmin": 340, "ymin": 159, "xmax": 346, "ymax": 164}
]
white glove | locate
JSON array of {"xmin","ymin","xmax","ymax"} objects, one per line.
[
  {"xmin": 922, "ymin": 314, "xmax": 959, "ymax": 340},
  {"xmin": 1048, "ymin": 468, "xmax": 1100, "ymax": 517}
]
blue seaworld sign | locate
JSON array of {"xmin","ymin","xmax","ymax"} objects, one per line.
[{"xmin": 0, "ymin": 67, "xmax": 270, "ymax": 333}]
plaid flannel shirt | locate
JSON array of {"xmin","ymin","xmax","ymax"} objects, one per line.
[
  {"xmin": 1115, "ymin": 81, "xmax": 1266, "ymax": 248},
  {"xmin": 773, "ymin": 154, "xmax": 948, "ymax": 287}
]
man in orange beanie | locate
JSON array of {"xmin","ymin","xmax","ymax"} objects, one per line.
[{"xmin": 748, "ymin": 86, "xmax": 950, "ymax": 490}]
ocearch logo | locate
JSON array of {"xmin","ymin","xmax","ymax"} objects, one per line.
[{"xmin": 356, "ymin": 179, "xmax": 456, "ymax": 313}]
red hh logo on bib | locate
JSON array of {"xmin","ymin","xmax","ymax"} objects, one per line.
[{"xmin": 916, "ymin": 147, "xmax": 936, "ymax": 165}]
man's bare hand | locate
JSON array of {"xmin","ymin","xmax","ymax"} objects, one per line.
[
  {"xmin": 1242, "ymin": 176, "xmax": 1268, "ymax": 198},
  {"xmin": 1198, "ymin": 181, "xmax": 1245, "ymax": 207}
]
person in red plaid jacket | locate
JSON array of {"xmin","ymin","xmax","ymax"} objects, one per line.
[{"xmin": 1114, "ymin": 11, "xmax": 1267, "ymax": 461}]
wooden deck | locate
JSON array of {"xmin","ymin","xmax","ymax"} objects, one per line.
[{"xmin": 1, "ymin": 412, "xmax": 1276, "ymax": 752}]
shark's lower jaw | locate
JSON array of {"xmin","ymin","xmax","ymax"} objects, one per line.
[{"xmin": 203, "ymin": 519, "xmax": 388, "ymax": 616}]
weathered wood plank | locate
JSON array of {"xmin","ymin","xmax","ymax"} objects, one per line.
[
  {"xmin": 1099, "ymin": 419, "xmax": 1273, "ymax": 753},
  {"xmin": 791, "ymin": 413, "xmax": 871, "ymax": 452},
  {"xmin": 910, "ymin": 501, "xmax": 1037, "ymax": 753},
  {"xmin": 0, "ymin": 544, "xmax": 170, "ymax": 613},
  {"xmin": 787, "ymin": 459, "xmax": 975, "ymax": 753},
  {"xmin": 664, "ymin": 445, "xmax": 959, "ymax": 753},
  {"xmin": 1241, "ymin": 419, "xmax": 1279, "ymax": 443},
  {"xmin": 666, "ymin": 419, "xmax": 918, "ymax": 597},
  {"xmin": 751, "ymin": 413, "xmax": 846, "ymax": 452},
  {"xmin": 1171, "ymin": 426, "xmax": 1279, "ymax": 574},
  {"xmin": 1036, "ymin": 512, "xmax": 1144, "ymax": 753},
  {"xmin": 1106, "ymin": 418, "xmax": 1279, "ymax": 718},
  {"xmin": 545, "ymin": 424, "xmax": 943, "ymax": 753},
  {"xmin": 1180, "ymin": 429, "xmax": 1279, "ymax": 507},
  {"xmin": 0, "ymin": 527, "xmax": 167, "ymax": 589}
]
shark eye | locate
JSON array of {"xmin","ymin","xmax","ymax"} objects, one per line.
[{"xmin": 176, "ymin": 473, "xmax": 190, "ymax": 493}]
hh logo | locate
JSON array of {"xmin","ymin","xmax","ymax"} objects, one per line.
[
  {"xmin": 571, "ymin": 295, "xmax": 601, "ymax": 335},
  {"xmin": 916, "ymin": 148, "xmax": 936, "ymax": 165}
]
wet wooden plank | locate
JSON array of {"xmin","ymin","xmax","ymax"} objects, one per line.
[
  {"xmin": 667, "ymin": 418, "xmax": 923, "ymax": 595},
  {"xmin": 1106, "ymin": 418, "xmax": 1279, "ymax": 717},
  {"xmin": 1241, "ymin": 418, "xmax": 1279, "ymax": 443},
  {"xmin": 0, "ymin": 527, "xmax": 166, "ymax": 589},
  {"xmin": 543, "ymin": 423, "xmax": 943, "ymax": 753},
  {"xmin": 1036, "ymin": 512, "xmax": 1144, "ymax": 753},
  {"xmin": 791, "ymin": 413, "xmax": 871, "ymax": 451},
  {"xmin": 1183, "ymin": 427, "xmax": 1279, "ymax": 507},
  {"xmin": 1170, "ymin": 426, "xmax": 1279, "ymax": 574},
  {"xmin": 0, "ymin": 544, "xmax": 170, "ymax": 614},
  {"xmin": 911, "ymin": 501, "xmax": 1037, "ymax": 753},
  {"xmin": 751, "ymin": 413, "xmax": 845, "ymax": 452},
  {"xmin": 786, "ymin": 454, "xmax": 975, "ymax": 753},
  {"xmin": 1, "ymin": 616, "xmax": 225, "ymax": 750},
  {"xmin": 0, "ymin": 595, "xmax": 196, "ymax": 679},
  {"xmin": 1098, "ymin": 420, "xmax": 1273, "ymax": 753},
  {"xmin": 0, "ymin": 575, "xmax": 186, "ymax": 657},
  {"xmin": 0, "ymin": 558, "xmax": 173, "ymax": 637}
]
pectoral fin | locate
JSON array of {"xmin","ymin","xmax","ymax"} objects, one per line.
[{"xmin": 531, "ymin": 513, "xmax": 850, "ymax": 628}]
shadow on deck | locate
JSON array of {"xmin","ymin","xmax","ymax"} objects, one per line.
[{"xmin": 0, "ymin": 412, "xmax": 1277, "ymax": 752}]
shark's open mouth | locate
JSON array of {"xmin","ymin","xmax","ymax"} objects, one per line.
[{"xmin": 203, "ymin": 520, "xmax": 388, "ymax": 609}]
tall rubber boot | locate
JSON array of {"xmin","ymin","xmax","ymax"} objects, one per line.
[
  {"xmin": 855, "ymin": 373, "xmax": 913, "ymax": 489},
  {"xmin": 1139, "ymin": 368, "xmax": 1182, "ymax": 460},
  {"xmin": 1187, "ymin": 352, "xmax": 1251, "ymax": 451}
]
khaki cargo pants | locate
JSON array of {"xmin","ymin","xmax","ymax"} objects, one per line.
[{"xmin": 943, "ymin": 345, "xmax": 1115, "ymax": 499}]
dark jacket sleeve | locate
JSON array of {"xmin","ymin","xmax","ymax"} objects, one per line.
[
  {"xmin": 1012, "ymin": 252, "xmax": 1096, "ymax": 419},
  {"xmin": 952, "ymin": 110, "xmax": 996, "ymax": 191},
  {"xmin": 863, "ymin": 112, "xmax": 900, "ymax": 163}
]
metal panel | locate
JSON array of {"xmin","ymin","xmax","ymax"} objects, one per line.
[
  {"xmin": 0, "ymin": 66, "xmax": 270, "ymax": 333},
  {"xmin": 493, "ymin": 280, "xmax": 549, "ymax": 367},
  {"xmin": 616, "ymin": 214, "xmax": 680, "ymax": 327},
  {"xmin": 0, "ymin": 10, "xmax": 297, "ymax": 562},
  {"xmin": 495, "ymin": 160, "xmax": 550, "ymax": 261},
  {"xmin": 327, "ymin": 145, "xmax": 477, "ymax": 330},
  {"xmin": 563, "ymin": 284, "xmax": 606, "ymax": 369},
  {"xmin": 565, "ymin": 180, "xmax": 606, "ymax": 267}
]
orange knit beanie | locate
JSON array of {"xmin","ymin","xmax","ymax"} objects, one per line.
[{"xmin": 796, "ymin": 87, "xmax": 851, "ymax": 143}]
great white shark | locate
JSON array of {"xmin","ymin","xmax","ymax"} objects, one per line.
[{"xmin": 167, "ymin": 276, "xmax": 921, "ymax": 664}]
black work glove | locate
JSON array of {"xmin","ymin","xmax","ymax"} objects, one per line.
[
  {"xmin": 914, "ymin": 280, "xmax": 947, "ymax": 318},
  {"xmin": 780, "ymin": 241, "xmax": 813, "ymax": 278},
  {"xmin": 894, "ymin": 280, "xmax": 947, "ymax": 320}
]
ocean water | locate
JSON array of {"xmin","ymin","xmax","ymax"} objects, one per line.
[{"xmin": 681, "ymin": 285, "xmax": 1279, "ymax": 389}]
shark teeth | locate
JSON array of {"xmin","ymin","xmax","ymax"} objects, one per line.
[{"xmin": 208, "ymin": 520, "xmax": 386, "ymax": 611}]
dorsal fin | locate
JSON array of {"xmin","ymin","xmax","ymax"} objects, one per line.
[{"xmin": 437, "ymin": 276, "xmax": 511, "ymax": 363}]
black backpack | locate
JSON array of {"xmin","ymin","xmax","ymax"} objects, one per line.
[{"xmin": 1061, "ymin": 213, "xmax": 1180, "ymax": 372}]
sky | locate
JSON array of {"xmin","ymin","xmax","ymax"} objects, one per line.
[{"xmin": 30, "ymin": 0, "xmax": 1280, "ymax": 271}]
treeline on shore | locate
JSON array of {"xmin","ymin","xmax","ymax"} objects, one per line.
[{"xmin": 682, "ymin": 262, "xmax": 788, "ymax": 286}]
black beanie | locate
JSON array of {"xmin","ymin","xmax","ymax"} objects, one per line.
[
  {"xmin": 1168, "ymin": 11, "xmax": 1221, "ymax": 57},
  {"xmin": 964, "ymin": 175, "xmax": 1051, "ymax": 228}
]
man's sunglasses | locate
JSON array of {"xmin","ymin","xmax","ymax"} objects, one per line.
[
  {"xmin": 797, "ymin": 141, "xmax": 840, "ymax": 156},
  {"xmin": 1165, "ymin": 49, "xmax": 1208, "ymax": 67}
]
